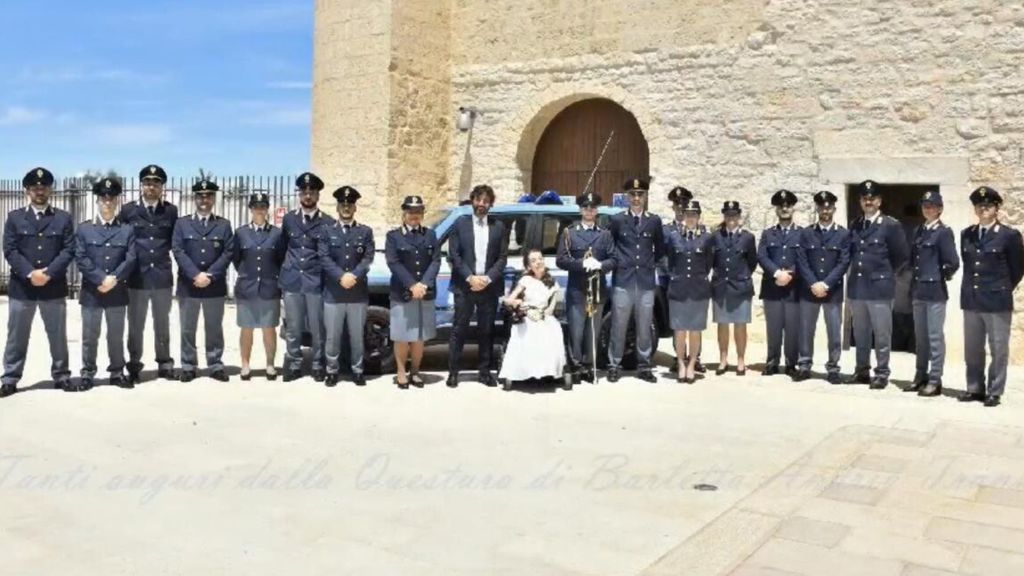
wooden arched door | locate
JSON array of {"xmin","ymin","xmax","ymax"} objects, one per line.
[{"xmin": 531, "ymin": 98, "xmax": 649, "ymax": 204}]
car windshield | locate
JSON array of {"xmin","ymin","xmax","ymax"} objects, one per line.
[{"xmin": 426, "ymin": 209, "xmax": 451, "ymax": 230}]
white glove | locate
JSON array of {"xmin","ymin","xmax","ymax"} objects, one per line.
[{"xmin": 583, "ymin": 257, "xmax": 602, "ymax": 272}]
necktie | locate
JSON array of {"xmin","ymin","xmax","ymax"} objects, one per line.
[
  {"xmin": 343, "ymin": 224, "xmax": 350, "ymax": 234},
  {"xmin": 35, "ymin": 211, "xmax": 41, "ymax": 221},
  {"xmin": 979, "ymin": 228, "xmax": 986, "ymax": 242},
  {"xmin": 304, "ymin": 214, "xmax": 312, "ymax": 224},
  {"xmin": 633, "ymin": 215, "xmax": 640, "ymax": 227},
  {"xmin": 147, "ymin": 206, "xmax": 155, "ymax": 216}
]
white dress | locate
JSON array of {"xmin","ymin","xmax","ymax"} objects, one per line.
[{"xmin": 499, "ymin": 276, "xmax": 566, "ymax": 381}]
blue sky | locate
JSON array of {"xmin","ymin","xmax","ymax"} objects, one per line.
[{"xmin": 0, "ymin": 0, "xmax": 313, "ymax": 180}]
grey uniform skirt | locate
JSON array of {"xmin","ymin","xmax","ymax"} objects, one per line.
[
  {"xmin": 712, "ymin": 294, "xmax": 752, "ymax": 324},
  {"xmin": 669, "ymin": 299, "xmax": 710, "ymax": 331},
  {"xmin": 237, "ymin": 298, "xmax": 281, "ymax": 328},
  {"xmin": 390, "ymin": 299, "xmax": 437, "ymax": 342}
]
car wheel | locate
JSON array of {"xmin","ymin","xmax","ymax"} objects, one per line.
[
  {"xmin": 362, "ymin": 306, "xmax": 394, "ymax": 375},
  {"xmin": 598, "ymin": 310, "xmax": 659, "ymax": 370}
]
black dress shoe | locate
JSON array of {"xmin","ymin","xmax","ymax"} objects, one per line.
[
  {"xmin": 410, "ymin": 373, "xmax": 425, "ymax": 388},
  {"xmin": 958, "ymin": 391, "xmax": 984, "ymax": 402},
  {"xmin": 179, "ymin": 371, "xmax": 196, "ymax": 383},
  {"xmin": 984, "ymin": 395, "xmax": 1001, "ymax": 407},
  {"xmin": 736, "ymin": 368, "xmax": 747, "ymax": 377},
  {"xmin": 210, "ymin": 370, "xmax": 229, "ymax": 382},
  {"xmin": 580, "ymin": 369, "xmax": 595, "ymax": 384},
  {"xmin": 762, "ymin": 366, "xmax": 779, "ymax": 376},
  {"xmin": 240, "ymin": 370, "xmax": 252, "ymax": 382},
  {"xmin": 266, "ymin": 369, "xmax": 278, "ymax": 381},
  {"xmin": 479, "ymin": 372, "xmax": 497, "ymax": 387},
  {"xmin": 74, "ymin": 378, "xmax": 93, "ymax": 392},
  {"xmin": 324, "ymin": 373, "xmax": 338, "ymax": 387},
  {"xmin": 56, "ymin": 378, "xmax": 73, "ymax": 392},
  {"xmin": 792, "ymin": 370, "xmax": 811, "ymax": 382},
  {"xmin": 0, "ymin": 383, "xmax": 15, "ymax": 398},
  {"xmin": 571, "ymin": 370, "xmax": 582, "ymax": 385},
  {"xmin": 826, "ymin": 373, "xmax": 842, "ymax": 385},
  {"xmin": 312, "ymin": 370, "xmax": 326, "ymax": 383},
  {"xmin": 353, "ymin": 373, "xmax": 366, "ymax": 386},
  {"xmin": 637, "ymin": 370, "xmax": 657, "ymax": 383},
  {"xmin": 111, "ymin": 376, "xmax": 133, "ymax": 389},
  {"xmin": 784, "ymin": 366, "xmax": 797, "ymax": 377},
  {"xmin": 683, "ymin": 376, "xmax": 694, "ymax": 384},
  {"xmin": 918, "ymin": 382, "xmax": 942, "ymax": 397},
  {"xmin": 127, "ymin": 371, "xmax": 142, "ymax": 385},
  {"xmin": 847, "ymin": 371, "xmax": 871, "ymax": 384},
  {"xmin": 396, "ymin": 378, "xmax": 409, "ymax": 390},
  {"xmin": 607, "ymin": 368, "xmax": 620, "ymax": 383},
  {"xmin": 715, "ymin": 365, "xmax": 728, "ymax": 376},
  {"xmin": 446, "ymin": 373, "xmax": 459, "ymax": 388},
  {"xmin": 869, "ymin": 377, "xmax": 889, "ymax": 390},
  {"xmin": 282, "ymin": 370, "xmax": 299, "ymax": 383},
  {"xmin": 158, "ymin": 368, "xmax": 176, "ymax": 380}
]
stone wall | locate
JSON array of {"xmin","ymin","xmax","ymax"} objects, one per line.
[{"xmin": 315, "ymin": 0, "xmax": 1024, "ymax": 361}]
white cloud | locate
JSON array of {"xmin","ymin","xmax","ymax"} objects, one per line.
[
  {"xmin": 94, "ymin": 123, "xmax": 172, "ymax": 146},
  {"xmin": 0, "ymin": 106, "xmax": 47, "ymax": 126}
]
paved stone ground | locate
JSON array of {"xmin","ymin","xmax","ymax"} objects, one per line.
[{"xmin": 1, "ymin": 297, "xmax": 1023, "ymax": 575}]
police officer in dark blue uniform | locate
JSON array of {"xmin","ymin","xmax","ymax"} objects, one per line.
[
  {"xmin": 710, "ymin": 201, "xmax": 758, "ymax": 376},
  {"xmin": 758, "ymin": 190, "xmax": 803, "ymax": 378},
  {"xmin": 280, "ymin": 172, "xmax": 332, "ymax": 382},
  {"xmin": 1, "ymin": 167, "xmax": 74, "ymax": 396},
  {"xmin": 385, "ymin": 195, "xmax": 442, "ymax": 389},
  {"xmin": 120, "ymin": 163, "xmax": 178, "ymax": 383},
  {"xmin": 662, "ymin": 196, "xmax": 714, "ymax": 383},
  {"xmin": 607, "ymin": 178, "xmax": 663, "ymax": 383},
  {"xmin": 958, "ymin": 186, "xmax": 1024, "ymax": 407},
  {"xmin": 74, "ymin": 178, "xmax": 137, "ymax": 391},
  {"xmin": 319, "ymin": 186, "xmax": 375, "ymax": 387},
  {"xmin": 171, "ymin": 179, "xmax": 234, "ymax": 382},
  {"xmin": 847, "ymin": 179, "xmax": 910, "ymax": 389},
  {"xmin": 232, "ymin": 193, "xmax": 286, "ymax": 381},
  {"xmin": 556, "ymin": 190, "xmax": 615, "ymax": 384},
  {"xmin": 794, "ymin": 191, "xmax": 850, "ymax": 384},
  {"xmin": 906, "ymin": 190, "xmax": 959, "ymax": 397}
]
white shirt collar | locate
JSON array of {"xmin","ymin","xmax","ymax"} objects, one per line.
[
  {"xmin": 924, "ymin": 219, "xmax": 941, "ymax": 231},
  {"xmin": 864, "ymin": 211, "xmax": 883, "ymax": 226},
  {"xmin": 143, "ymin": 199, "xmax": 161, "ymax": 209},
  {"xmin": 816, "ymin": 221, "xmax": 837, "ymax": 232},
  {"xmin": 250, "ymin": 221, "xmax": 270, "ymax": 231},
  {"xmin": 777, "ymin": 222, "xmax": 796, "ymax": 231},
  {"xmin": 579, "ymin": 221, "xmax": 598, "ymax": 231},
  {"xmin": 29, "ymin": 205, "xmax": 50, "ymax": 216},
  {"xmin": 628, "ymin": 209, "xmax": 648, "ymax": 219},
  {"xmin": 301, "ymin": 208, "xmax": 319, "ymax": 218},
  {"xmin": 195, "ymin": 213, "xmax": 212, "ymax": 221},
  {"xmin": 473, "ymin": 215, "xmax": 488, "ymax": 226},
  {"xmin": 97, "ymin": 215, "xmax": 117, "ymax": 226}
]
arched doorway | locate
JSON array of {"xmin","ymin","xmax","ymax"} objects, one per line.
[{"xmin": 530, "ymin": 98, "xmax": 649, "ymax": 203}]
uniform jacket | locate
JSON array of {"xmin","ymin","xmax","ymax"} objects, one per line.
[
  {"xmin": 555, "ymin": 223, "xmax": 615, "ymax": 297},
  {"xmin": 795, "ymin": 223, "xmax": 851, "ymax": 304},
  {"xmin": 2, "ymin": 206, "xmax": 75, "ymax": 301},
  {"xmin": 384, "ymin": 225, "xmax": 441, "ymax": 303},
  {"xmin": 758, "ymin": 223, "xmax": 803, "ymax": 302},
  {"xmin": 448, "ymin": 215, "xmax": 508, "ymax": 295},
  {"xmin": 662, "ymin": 222, "xmax": 714, "ymax": 302},
  {"xmin": 711, "ymin": 228, "xmax": 757, "ymax": 300},
  {"xmin": 910, "ymin": 222, "xmax": 959, "ymax": 302},
  {"xmin": 960, "ymin": 223, "xmax": 1024, "ymax": 312},
  {"xmin": 279, "ymin": 209, "xmax": 333, "ymax": 294},
  {"xmin": 171, "ymin": 214, "xmax": 234, "ymax": 298},
  {"xmin": 118, "ymin": 200, "xmax": 177, "ymax": 289},
  {"xmin": 608, "ymin": 210, "xmax": 664, "ymax": 291},
  {"xmin": 318, "ymin": 221, "xmax": 375, "ymax": 304},
  {"xmin": 232, "ymin": 223, "xmax": 285, "ymax": 301},
  {"xmin": 75, "ymin": 218, "xmax": 137, "ymax": 308},
  {"xmin": 847, "ymin": 213, "xmax": 910, "ymax": 301}
]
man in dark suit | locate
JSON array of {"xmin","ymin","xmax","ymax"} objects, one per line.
[
  {"xmin": 120, "ymin": 164, "xmax": 178, "ymax": 383},
  {"xmin": 1, "ymin": 167, "xmax": 75, "ymax": 396},
  {"xmin": 958, "ymin": 186, "xmax": 1024, "ymax": 407},
  {"xmin": 447, "ymin": 184, "xmax": 508, "ymax": 387},
  {"xmin": 171, "ymin": 179, "xmax": 234, "ymax": 382},
  {"xmin": 846, "ymin": 179, "xmax": 910, "ymax": 389}
]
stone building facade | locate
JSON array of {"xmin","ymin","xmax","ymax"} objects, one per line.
[{"xmin": 312, "ymin": 0, "xmax": 1024, "ymax": 362}]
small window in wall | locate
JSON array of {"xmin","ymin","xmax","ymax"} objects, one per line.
[{"xmin": 844, "ymin": 183, "xmax": 937, "ymax": 354}]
